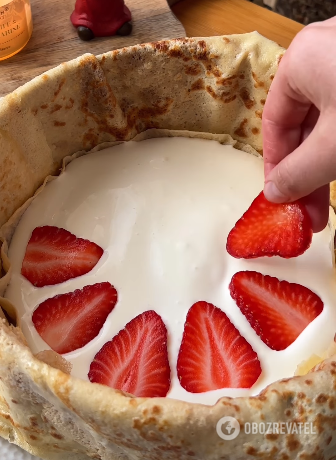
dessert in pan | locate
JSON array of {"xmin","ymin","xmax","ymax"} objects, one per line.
[{"xmin": 0, "ymin": 33, "xmax": 336, "ymax": 460}]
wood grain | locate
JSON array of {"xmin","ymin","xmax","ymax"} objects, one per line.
[
  {"xmin": 0, "ymin": 0, "xmax": 185, "ymax": 96},
  {"xmin": 172, "ymin": 0, "xmax": 304, "ymax": 48}
]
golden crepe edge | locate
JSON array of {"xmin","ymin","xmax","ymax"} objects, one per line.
[{"xmin": 1, "ymin": 33, "xmax": 336, "ymax": 460}]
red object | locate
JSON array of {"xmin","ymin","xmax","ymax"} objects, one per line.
[
  {"xmin": 88, "ymin": 310, "xmax": 171, "ymax": 397},
  {"xmin": 229, "ymin": 271, "xmax": 324, "ymax": 351},
  {"xmin": 21, "ymin": 226, "xmax": 104, "ymax": 287},
  {"xmin": 32, "ymin": 283, "xmax": 118, "ymax": 354},
  {"xmin": 226, "ymin": 191, "xmax": 313, "ymax": 259},
  {"xmin": 70, "ymin": 0, "xmax": 131, "ymax": 37},
  {"xmin": 177, "ymin": 301, "xmax": 261, "ymax": 393}
]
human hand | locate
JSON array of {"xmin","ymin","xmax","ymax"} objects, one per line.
[{"xmin": 263, "ymin": 17, "xmax": 336, "ymax": 232}]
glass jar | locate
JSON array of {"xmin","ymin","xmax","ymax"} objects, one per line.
[{"xmin": 0, "ymin": 0, "xmax": 33, "ymax": 60}]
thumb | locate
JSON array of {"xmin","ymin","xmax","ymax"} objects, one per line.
[
  {"xmin": 264, "ymin": 113, "xmax": 336, "ymax": 202},
  {"xmin": 264, "ymin": 113, "xmax": 336, "ymax": 232}
]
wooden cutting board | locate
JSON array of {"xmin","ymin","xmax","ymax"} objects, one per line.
[{"xmin": 0, "ymin": 0, "xmax": 185, "ymax": 97}]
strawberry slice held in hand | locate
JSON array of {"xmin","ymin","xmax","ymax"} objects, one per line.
[
  {"xmin": 226, "ymin": 191, "xmax": 313, "ymax": 259},
  {"xmin": 229, "ymin": 271, "xmax": 324, "ymax": 351},
  {"xmin": 88, "ymin": 310, "xmax": 171, "ymax": 398},
  {"xmin": 177, "ymin": 301, "xmax": 261, "ymax": 393},
  {"xmin": 32, "ymin": 282, "xmax": 118, "ymax": 354},
  {"xmin": 21, "ymin": 226, "xmax": 104, "ymax": 287}
]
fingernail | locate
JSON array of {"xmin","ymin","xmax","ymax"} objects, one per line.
[{"xmin": 264, "ymin": 181, "xmax": 288, "ymax": 203}]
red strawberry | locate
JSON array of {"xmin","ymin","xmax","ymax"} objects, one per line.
[
  {"xmin": 88, "ymin": 310, "xmax": 171, "ymax": 398},
  {"xmin": 177, "ymin": 301, "xmax": 261, "ymax": 393},
  {"xmin": 226, "ymin": 191, "xmax": 312, "ymax": 259},
  {"xmin": 229, "ymin": 271, "xmax": 324, "ymax": 351},
  {"xmin": 32, "ymin": 282, "xmax": 117, "ymax": 354},
  {"xmin": 21, "ymin": 226, "xmax": 104, "ymax": 287}
]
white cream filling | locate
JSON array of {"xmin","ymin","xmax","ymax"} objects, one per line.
[{"xmin": 5, "ymin": 137, "xmax": 336, "ymax": 405}]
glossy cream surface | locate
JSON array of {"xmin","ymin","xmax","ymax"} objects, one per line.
[{"xmin": 5, "ymin": 137, "xmax": 336, "ymax": 405}]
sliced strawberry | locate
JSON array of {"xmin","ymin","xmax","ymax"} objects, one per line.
[
  {"xmin": 177, "ymin": 301, "xmax": 261, "ymax": 393},
  {"xmin": 229, "ymin": 271, "xmax": 324, "ymax": 351},
  {"xmin": 226, "ymin": 191, "xmax": 313, "ymax": 259},
  {"xmin": 88, "ymin": 310, "xmax": 171, "ymax": 398},
  {"xmin": 21, "ymin": 226, "xmax": 104, "ymax": 287},
  {"xmin": 32, "ymin": 282, "xmax": 117, "ymax": 354}
]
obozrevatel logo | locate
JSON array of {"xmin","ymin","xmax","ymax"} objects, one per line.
[{"xmin": 216, "ymin": 416, "xmax": 240, "ymax": 440}]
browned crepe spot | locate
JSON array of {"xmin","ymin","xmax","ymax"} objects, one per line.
[{"xmin": 35, "ymin": 350, "xmax": 72, "ymax": 375}]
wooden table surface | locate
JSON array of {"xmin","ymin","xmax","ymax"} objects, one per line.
[
  {"xmin": 172, "ymin": 0, "xmax": 303, "ymax": 49},
  {"xmin": 0, "ymin": 0, "xmax": 303, "ymax": 97}
]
